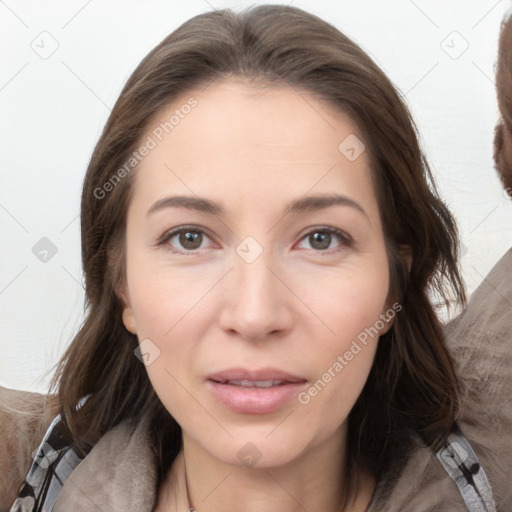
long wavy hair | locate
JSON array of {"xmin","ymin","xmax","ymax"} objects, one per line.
[{"xmin": 50, "ymin": 4, "xmax": 466, "ymax": 503}]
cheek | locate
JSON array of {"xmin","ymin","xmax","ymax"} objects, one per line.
[
  {"xmin": 127, "ymin": 273, "xmax": 201, "ymax": 417},
  {"xmin": 298, "ymin": 299, "xmax": 384, "ymax": 437},
  {"xmin": 127, "ymin": 261, "xmax": 211, "ymax": 337},
  {"xmin": 297, "ymin": 259, "xmax": 388, "ymax": 404},
  {"xmin": 300, "ymin": 260, "xmax": 389, "ymax": 343},
  {"xmin": 126, "ymin": 262, "xmax": 214, "ymax": 396}
]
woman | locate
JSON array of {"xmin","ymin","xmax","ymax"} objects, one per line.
[{"xmin": 1, "ymin": 5, "xmax": 506, "ymax": 511}]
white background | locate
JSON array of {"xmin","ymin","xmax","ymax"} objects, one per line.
[{"xmin": 1, "ymin": 0, "xmax": 511, "ymax": 393}]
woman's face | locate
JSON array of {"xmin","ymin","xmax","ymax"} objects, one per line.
[{"xmin": 122, "ymin": 79, "xmax": 392, "ymax": 468}]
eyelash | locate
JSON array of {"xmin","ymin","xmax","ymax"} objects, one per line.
[{"xmin": 157, "ymin": 225, "xmax": 352, "ymax": 256}]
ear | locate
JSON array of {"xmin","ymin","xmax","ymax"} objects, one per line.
[
  {"xmin": 378, "ymin": 300, "xmax": 404, "ymax": 336},
  {"xmin": 379, "ymin": 245, "xmax": 410, "ymax": 335},
  {"xmin": 378, "ymin": 309, "xmax": 394, "ymax": 336},
  {"xmin": 108, "ymin": 246, "xmax": 137, "ymax": 335},
  {"xmin": 118, "ymin": 282, "xmax": 137, "ymax": 335},
  {"xmin": 122, "ymin": 307, "xmax": 137, "ymax": 335}
]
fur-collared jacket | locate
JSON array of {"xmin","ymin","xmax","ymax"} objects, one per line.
[{"xmin": 1, "ymin": 249, "xmax": 511, "ymax": 511}]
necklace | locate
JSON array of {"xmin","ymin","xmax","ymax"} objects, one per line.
[{"xmin": 184, "ymin": 456, "xmax": 197, "ymax": 512}]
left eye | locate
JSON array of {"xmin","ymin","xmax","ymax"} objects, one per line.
[{"xmin": 296, "ymin": 227, "xmax": 350, "ymax": 252}]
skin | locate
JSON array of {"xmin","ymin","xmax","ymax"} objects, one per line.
[{"xmin": 121, "ymin": 79, "xmax": 394, "ymax": 512}]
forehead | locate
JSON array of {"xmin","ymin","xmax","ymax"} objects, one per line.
[
  {"xmin": 130, "ymin": 79, "xmax": 377, "ymax": 217},
  {"xmin": 150, "ymin": 79, "xmax": 362, "ymax": 160}
]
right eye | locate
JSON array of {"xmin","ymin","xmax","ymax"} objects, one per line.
[{"xmin": 158, "ymin": 226, "xmax": 216, "ymax": 254}]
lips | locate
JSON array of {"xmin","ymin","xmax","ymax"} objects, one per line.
[
  {"xmin": 207, "ymin": 367, "xmax": 306, "ymax": 385},
  {"xmin": 206, "ymin": 367, "xmax": 308, "ymax": 414}
]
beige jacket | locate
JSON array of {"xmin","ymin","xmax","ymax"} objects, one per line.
[{"xmin": 2, "ymin": 249, "xmax": 511, "ymax": 511}]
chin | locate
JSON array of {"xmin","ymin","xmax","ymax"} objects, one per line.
[{"xmin": 196, "ymin": 429, "xmax": 309, "ymax": 470}]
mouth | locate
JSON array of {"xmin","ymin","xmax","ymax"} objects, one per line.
[
  {"xmin": 207, "ymin": 367, "xmax": 306, "ymax": 384},
  {"xmin": 206, "ymin": 368, "xmax": 308, "ymax": 414},
  {"xmin": 210, "ymin": 379, "xmax": 295, "ymax": 388}
]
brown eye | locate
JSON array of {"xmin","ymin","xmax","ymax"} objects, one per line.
[
  {"xmin": 179, "ymin": 230, "xmax": 203, "ymax": 250},
  {"xmin": 297, "ymin": 227, "xmax": 351, "ymax": 253},
  {"xmin": 309, "ymin": 231, "xmax": 332, "ymax": 250},
  {"xmin": 159, "ymin": 226, "xmax": 214, "ymax": 254}
]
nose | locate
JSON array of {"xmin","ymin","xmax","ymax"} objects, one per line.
[{"xmin": 218, "ymin": 248, "xmax": 294, "ymax": 342}]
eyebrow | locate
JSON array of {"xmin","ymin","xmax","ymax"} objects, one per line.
[{"xmin": 146, "ymin": 194, "xmax": 369, "ymax": 219}]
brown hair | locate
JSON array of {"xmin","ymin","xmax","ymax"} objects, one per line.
[
  {"xmin": 494, "ymin": 9, "xmax": 512, "ymax": 193},
  {"xmin": 50, "ymin": 4, "xmax": 466, "ymax": 504}
]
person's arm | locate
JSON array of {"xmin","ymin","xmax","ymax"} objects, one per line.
[{"xmin": 0, "ymin": 385, "xmax": 59, "ymax": 511}]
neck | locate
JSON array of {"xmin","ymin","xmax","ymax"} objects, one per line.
[{"xmin": 157, "ymin": 427, "xmax": 376, "ymax": 512}]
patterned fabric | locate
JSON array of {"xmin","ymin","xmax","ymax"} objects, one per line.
[
  {"xmin": 9, "ymin": 394, "xmax": 90, "ymax": 512},
  {"xmin": 9, "ymin": 413, "xmax": 84, "ymax": 512},
  {"xmin": 10, "ymin": 415, "xmax": 496, "ymax": 512},
  {"xmin": 437, "ymin": 424, "xmax": 497, "ymax": 512}
]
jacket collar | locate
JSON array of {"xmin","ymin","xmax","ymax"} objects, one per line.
[{"xmin": 53, "ymin": 416, "xmax": 188, "ymax": 511}]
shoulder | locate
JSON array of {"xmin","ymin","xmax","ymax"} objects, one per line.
[
  {"xmin": 0, "ymin": 385, "xmax": 59, "ymax": 512},
  {"xmin": 368, "ymin": 426, "xmax": 500, "ymax": 511},
  {"xmin": 366, "ymin": 430, "xmax": 467, "ymax": 512},
  {"xmin": 446, "ymin": 248, "xmax": 512, "ymax": 344},
  {"xmin": 51, "ymin": 415, "xmax": 157, "ymax": 511},
  {"xmin": 5, "ymin": 393, "xmax": 158, "ymax": 512},
  {"xmin": 444, "ymin": 248, "xmax": 512, "ymax": 508}
]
